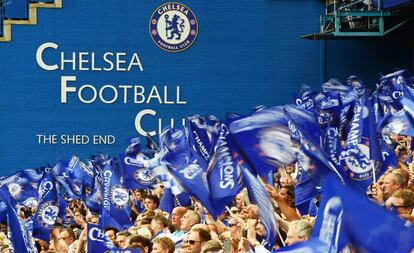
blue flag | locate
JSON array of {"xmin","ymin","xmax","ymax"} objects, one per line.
[
  {"xmin": 100, "ymin": 159, "xmax": 132, "ymax": 231},
  {"xmin": 83, "ymin": 178, "xmax": 102, "ymax": 214},
  {"xmin": 208, "ymin": 122, "xmax": 244, "ymax": 217},
  {"xmin": 186, "ymin": 114, "xmax": 220, "ymax": 163},
  {"xmin": 228, "ymin": 106, "xmax": 296, "ymax": 176},
  {"xmin": 0, "ymin": 185, "xmax": 36, "ymax": 253},
  {"xmin": 87, "ymin": 223, "xmax": 141, "ymax": 253},
  {"xmin": 0, "ymin": 200, "xmax": 7, "ymax": 223},
  {"xmin": 52, "ymin": 156, "xmax": 94, "ymax": 198},
  {"xmin": 0, "ymin": 169, "xmax": 42, "ymax": 204},
  {"xmin": 284, "ymin": 107, "xmax": 344, "ymax": 186},
  {"xmin": 58, "ymin": 195, "xmax": 70, "ymax": 226},
  {"xmin": 159, "ymin": 127, "xmax": 220, "ymax": 218},
  {"xmin": 241, "ymin": 162, "xmax": 278, "ymax": 247},
  {"xmin": 381, "ymin": 109, "xmax": 414, "ymax": 137},
  {"xmin": 119, "ymin": 153, "xmax": 157, "ymax": 189},
  {"xmin": 312, "ymin": 174, "xmax": 414, "ymax": 253},
  {"xmin": 339, "ymin": 94, "xmax": 384, "ymax": 191},
  {"xmin": 292, "ymin": 84, "xmax": 318, "ymax": 112},
  {"xmin": 294, "ymin": 171, "xmax": 323, "ymax": 216},
  {"xmin": 32, "ymin": 169, "xmax": 59, "ymax": 241},
  {"xmin": 158, "ymin": 188, "xmax": 192, "ymax": 214}
]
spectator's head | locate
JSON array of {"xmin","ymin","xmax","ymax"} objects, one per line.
[
  {"xmin": 286, "ymin": 164, "xmax": 296, "ymax": 175},
  {"xmin": 279, "ymin": 187, "xmax": 295, "ymax": 207},
  {"xmin": 256, "ymin": 222, "xmax": 267, "ymax": 238},
  {"xmin": 104, "ymin": 227, "xmax": 119, "ymax": 243},
  {"xmin": 393, "ymin": 169, "xmax": 409, "ymax": 188},
  {"xmin": 151, "ymin": 214, "xmax": 169, "ymax": 235},
  {"xmin": 73, "ymin": 210, "xmax": 83, "ymax": 225},
  {"xmin": 201, "ymin": 240, "xmax": 222, "ymax": 253},
  {"xmin": 144, "ymin": 195, "xmax": 159, "ymax": 211},
  {"xmin": 235, "ymin": 192, "xmax": 245, "ymax": 209},
  {"xmin": 59, "ymin": 227, "xmax": 75, "ymax": 247},
  {"xmin": 382, "ymin": 173, "xmax": 404, "ymax": 199},
  {"xmin": 386, "ymin": 189, "xmax": 414, "ymax": 216},
  {"xmin": 180, "ymin": 210, "xmax": 200, "ymax": 232},
  {"xmin": 186, "ymin": 228, "xmax": 211, "ymax": 253},
  {"xmin": 280, "ymin": 176, "xmax": 294, "ymax": 188},
  {"xmin": 135, "ymin": 189, "xmax": 147, "ymax": 202},
  {"xmin": 0, "ymin": 245, "xmax": 10, "ymax": 253},
  {"xmin": 285, "ymin": 220, "xmax": 313, "ymax": 246},
  {"xmin": 126, "ymin": 234, "xmax": 152, "ymax": 253},
  {"xmin": 171, "ymin": 206, "xmax": 187, "ymax": 230},
  {"xmin": 151, "ymin": 237, "xmax": 175, "ymax": 253},
  {"xmin": 116, "ymin": 231, "xmax": 131, "ymax": 249},
  {"xmin": 136, "ymin": 211, "xmax": 156, "ymax": 228},
  {"xmin": 35, "ymin": 239, "xmax": 49, "ymax": 253},
  {"xmin": 228, "ymin": 217, "xmax": 243, "ymax": 239},
  {"xmin": 245, "ymin": 204, "xmax": 259, "ymax": 219},
  {"xmin": 191, "ymin": 223, "xmax": 209, "ymax": 232}
]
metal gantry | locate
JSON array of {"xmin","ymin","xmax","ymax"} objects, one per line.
[{"xmin": 303, "ymin": 0, "xmax": 414, "ymax": 39}]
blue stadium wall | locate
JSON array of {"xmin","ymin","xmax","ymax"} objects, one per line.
[
  {"xmin": 0, "ymin": 1, "xmax": 412, "ymax": 175},
  {"xmin": 324, "ymin": 20, "xmax": 414, "ymax": 88}
]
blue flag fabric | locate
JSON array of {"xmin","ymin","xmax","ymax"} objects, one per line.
[
  {"xmin": 241, "ymin": 163, "xmax": 278, "ymax": 247},
  {"xmin": 158, "ymin": 188, "xmax": 192, "ymax": 214},
  {"xmin": 208, "ymin": 122, "xmax": 244, "ymax": 217},
  {"xmin": 228, "ymin": 106, "xmax": 296, "ymax": 176},
  {"xmin": 186, "ymin": 114, "xmax": 220, "ymax": 163},
  {"xmin": 125, "ymin": 137, "xmax": 142, "ymax": 156},
  {"xmin": 284, "ymin": 108, "xmax": 344, "ymax": 186},
  {"xmin": 339, "ymin": 94, "xmax": 384, "ymax": 191},
  {"xmin": 0, "ymin": 185, "xmax": 36, "ymax": 253},
  {"xmin": 0, "ymin": 169, "xmax": 42, "ymax": 204},
  {"xmin": 381, "ymin": 109, "xmax": 414, "ymax": 137},
  {"xmin": 0, "ymin": 200, "xmax": 7, "ymax": 222},
  {"xmin": 292, "ymin": 84, "xmax": 317, "ymax": 112},
  {"xmin": 401, "ymin": 97, "xmax": 414, "ymax": 124},
  {"xmin": 52, "ymin": 156, "xmax": 94, "ymax": 199},
  {"xmin": 32, "ymin": 169, "xmax": 59, "ymax": 241},
  {"xmin": 81, "ymin": 164, "xmax": 103, "ymax": 214},
  {"xmin": 58, "ymin": 195, "xmax": 70, "ymax": 226},
  {"xmin": 100, "ymin": 159, "xmax": 132, "ymax": 231},
  {"xmin": 159, "ymin": 127, "xmax": 221, "ymax": 218},
  {"xmin": 87, "ymin": 223, "xmax": 141, "ymax": 253},
  {"xmin": 294, "ymin": 171, "xmax": 323, "ymax": 215},
  {"xmin": 312, "ymin": 174, "xmax": 414, "ymax": 253},
  {"xmin": 120, "ymin": 153, "xmax": 157, "ymax": 189},
  {"xmin": 273, "ymin": 238, "xmax": 328, "ymax": 253}
]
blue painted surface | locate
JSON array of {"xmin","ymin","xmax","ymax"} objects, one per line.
[
  {"xmin": 325, "ymin": 20, "xmax": 414, "ymax": 88},
  {"xmin": 0, "ymin": 0, "xmax": 324, "ymax": 174},
  {"xmin": 4, "ymin": 0, "xmax": 28, "ymax": 19},
  {"xmin": 1, "ymin": 1, "xmax": 412, "ymax": 176}
]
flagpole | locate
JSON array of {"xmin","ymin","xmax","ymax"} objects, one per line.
[
  {"xmin": 276, "ymin": 225, "xmax": 286, "ymax": 247},
  {"xmin": 372, "ymin": 163, "xmax": 377, "ymax": 184}
]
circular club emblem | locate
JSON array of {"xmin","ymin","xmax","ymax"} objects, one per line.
[
  {"xmin": 37, "ymin": 202, "xmax": 59, "ymax": 228},
  {"xmin": 149, "ymin": 2, "xmax": 198, "ymax": 52},
  {"xmin": 8, "ymin": 183, "xmax": 22, "ymax": 198},
  {"xmin": 111, "ymin": 185, "xmax": 130, "ymax": 209},
  {"xmin": 134, "ymin": 168, "xmax": 156, "ymax": 185},
  {"xmin": 342, "ymin": 143, "xmax": 374, "ymax": 180}
]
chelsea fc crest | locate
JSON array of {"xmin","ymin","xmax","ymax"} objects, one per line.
[
  {"xmin": 149, "ymin": 2, "xmax": 198, "ymax": 52},
  {"xmin": 111, "ymin": 184, "xmax": 130, "ymax": 209},
  {"xmin": 37, "ymin": 201, "xmax": 59, "ymax": 229},
  {"xmin": 341, "ymin": 143, "xmax": 374, "ymax": 180}
]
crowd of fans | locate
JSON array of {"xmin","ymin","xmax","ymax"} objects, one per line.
[{"xmin": 0, "ymin": 134, "xmax": 413, "ymax": 253}]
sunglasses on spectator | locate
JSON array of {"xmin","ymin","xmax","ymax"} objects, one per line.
[
  {"xmin": 184, "ymin": 240, "xmax": 201, "ymax": 245},
  {"xmin": 388, "ymin": 204, "xmax": 408, "ymax": 211}
]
